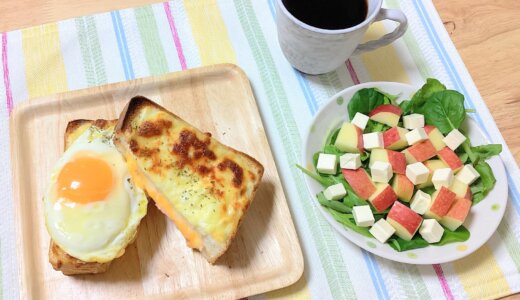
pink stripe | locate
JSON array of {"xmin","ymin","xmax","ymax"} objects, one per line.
[
  {"xmin": 346, "ymin": 59, "xmax": 360, "ymax": 85},
  {"xmin": 163, "ymin": 2, "xmax": 187, "ymax": 70},
  {"xmin": 433, "ymin": 264, "xmax": 454, "ymax": 300},
  {"xmin": 2, "ymin": 32, "xmax": 13, "ymax": 114}
]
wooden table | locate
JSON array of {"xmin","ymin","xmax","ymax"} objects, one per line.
[{"xmin": 1, "ymin": 0, "xmax": 520, "ymax": 299}]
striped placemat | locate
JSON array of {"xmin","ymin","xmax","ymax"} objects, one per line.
[{"xmin": 1, "ymin": 0, "xmax": 520, "ymax": 299}]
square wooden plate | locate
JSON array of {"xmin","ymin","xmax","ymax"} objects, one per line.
[{"xmin": 10, "ymin": 64, "xmax": 303, "ymax": 299}]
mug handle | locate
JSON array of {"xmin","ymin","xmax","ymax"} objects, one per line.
[{"xmin": 353, "ymin": 8, "xmax": 408, "ymax": 55}]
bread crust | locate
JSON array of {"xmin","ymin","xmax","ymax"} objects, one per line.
[
  {"xmin": 114, "ymin": 96, "xmax": 264, "ymax": 263},
  {"xmin": 49, "ymin": 119, "xmax": 117, "ymax": 275}
]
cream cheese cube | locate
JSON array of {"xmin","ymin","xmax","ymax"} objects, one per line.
[
  {"xmin": 352, "ymin": 112, "xmax": 370, "ymax": 130},
  {"xmin": 406, "ymin": 162, "xmax": 430, "ymax": 185},
  {"xmin": 370, "ymin": 161, "xmax": 393, "ymax": 183},
  {"xmin": 410, "ymin": 190, "xmax": 432, "ymax": 215},
  {"xmin": 323, "ymin": 183, "xmax": 347, "ymax": 201},
  {"xmin": 317, "ymin": 153, "xmax": 337, "ymax": 175},
  {"xmin": 432, "ymin": 168, "xmax": 454, "ymax": 190},
  {"xmin": 405, "ymin": 128, "xmax": 428, "ymax": 145},
  {"xmin": 369, "ymin": 219, "xmax": 396, "ymax": 243},
  {"xmin": 419, "ymin": 219, "xmax": 444, "ymax": 243},
  {"xmin": 363, "ymin": 132, "xmax": 384, "ymax": 150},
  {"xmin": 456, "ymin": 164, "xmax": 480, "ymax": 185},
  {"xmin": 340, "ymin": 153, "xmax": 362, "ymax": 170},
  {"xmin": 443, "ymin": 129, "xmax": 466, "ymax": 150},
  {"xmin": 403, "ymin": 113, "xmax": 425, "ymax": 130},
  {"xmin": 352, "ymin": 205, "xmax": 375, "ymax": 227}
]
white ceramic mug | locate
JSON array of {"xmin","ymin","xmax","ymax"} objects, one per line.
[{"xmin": 276, "ymin": 0, "xmax": 408, "ymax": 75}]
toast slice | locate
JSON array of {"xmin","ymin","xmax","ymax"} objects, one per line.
[
  {"xmin": 48, "ymin": 119, "xmax": 141, "ymax": 275},
  {"xmin": 114, "ymin": 96, "xmax": 264, "ymax": 263}
]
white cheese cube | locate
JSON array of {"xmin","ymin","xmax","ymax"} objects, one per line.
[
  {"xmin": 323, "ymin": 183, "xmax": 347, "ymax": 201},
  {"xmin": 406, "ymin": 162, "xmax": 430, "ymax": 185},
  {"xmin": 370, "ymin": 161, "xmax": 393, "ymax": 183},
  {"xmin": 316, "ymin": 153, "xmax": 337, "ymax": 175},
  {"xmin": 443, "ymin": 129, "xmax": 466, "ymax": 150},
  {"xmin": 352, "ymin": 112, "xmax": 370, "ymax": 130},
  {"xmin": 403, "ymin": 113, "xmax": 425, "ymax": 129},
  {"xmin": 340, "ymin": 153, "xmax": 361, "ymax": 170},
  {"xmin": 419, "ymin": 219, "xmax": 444, "ymax": 243},
  {"xmin": 456, "ymin": 164, "xmax": 480, "ymax": 185},
  {"xmin": 405, "ymin": 128, "xmax": 428, "ymax": 145},
  {"xmin": 369, "ymin": 219, "xmax": 396, "ymax": 243},
  {"xmin": 432, "ymin": 168, "xmax": 454, "ymax": 190},
  {"xmin": 352, "ymin": 205, "xmax": 375, "ymax": 227},
  {"xmin": 410, "ymin": 190, "xmax": 432, "ymax": 215},
  {"xmin": 363, "ymin": 132, "xmax": 384, "ymax": 150}
]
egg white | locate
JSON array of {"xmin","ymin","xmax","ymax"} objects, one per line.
[{"xmin": 44, "ymin": 125, "xmax": 148, "ymax": 263}]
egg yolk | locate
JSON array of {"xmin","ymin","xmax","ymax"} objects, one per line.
[{"xmin": 57, "ymin": 155, "xmax": 114, "ymax": 204}]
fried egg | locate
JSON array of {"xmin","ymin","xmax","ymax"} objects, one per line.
[{"xmin": 44, "ymin": 124, "xmax": 148, "ymax": 263}]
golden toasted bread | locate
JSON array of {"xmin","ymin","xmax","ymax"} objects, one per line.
[
  {"xmin": 114, "ymin": 96, "xmax": 264, "ymax": 263},
  {"xmin": 48, "ymin": 119, "xmax": 116, "ymax": 275}
]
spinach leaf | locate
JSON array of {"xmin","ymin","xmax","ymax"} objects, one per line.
[
  {"xmin": 471, "ymin": 161, "xmax": 496, "ymax": 205},
  {"xmin": 434, "ymin": 226, "xmax": 470, "ymax": 246},
  {"xmin": 347, "ymin": 88, "xmax": 386, "ymax": 120},
  {"xmin": 457, "ymin": 152, "xmax": 469, "ymax": 164},
  {"xmin": 423, "ymin": 90, "xmax": 466, "ymax": 134},
  {"xmin": 364, "ymin": 119, "xmax": 390, "ymax": 133},
  {"xmin": 375, "ymin": 88, "xmax": 399, "ymax": 105},
  {"xmin": 325, "ymin": 207, "xmax": 372, "ymax": 238},
  {"xmin": 388, "ymin": 235, "xmax": 429, "ymax": 252},
  {"xmin": 316, "ymin": 192, "xmax": 352, "ymax": 213},
  {"xmin": 471, "ymin": 144, "xmax": 502, "ymax": 160},
  {"xmin": 406, "ymin": 78, "xmax": 446, "ymax": 114},
  {"xmin": 420, "ymin": 186, "xmax": 436, "ymax": 195},
  {"xmin": 296, "ymin": 164, "xmax": 334, "ymax": 187},
  {"xmin": 325, "ymin": 127, "xmax": 341, "ymax": 147}
]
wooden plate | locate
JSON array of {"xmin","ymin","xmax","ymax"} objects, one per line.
[{"xmin": 10, "ymin": 64, "xmax": 303, "ymax": 299}]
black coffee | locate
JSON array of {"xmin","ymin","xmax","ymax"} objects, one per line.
[{"xmin": 282, "ymin": 0, "xmax": 368, "ymax": 30}]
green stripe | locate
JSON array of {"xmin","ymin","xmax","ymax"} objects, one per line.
[
  {"xmin": 391, "ymin": 261, "xmax": 431, "ymax": 299},
  {"xmin": 75, "ymin": 17, "xmax": 107, "ymax": 86},
  {"xmin": 317, "ymin": 72, "xmax": 344, "ymax": 98},
  {"xmin": 135, "ymin": 6, "xmax": 169, "ymax": 75},
  {"xmin": 234, "ymin": 0, "xmax": 355, "ymax": 299},
  {"xmin": 497, "ymin": 212, "xmax": 520, "ymax": 273}
]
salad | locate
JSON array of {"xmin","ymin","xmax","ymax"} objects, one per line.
[{"xmin": 298, "ymin": 79, "xmax": 502, "ymax": 252}]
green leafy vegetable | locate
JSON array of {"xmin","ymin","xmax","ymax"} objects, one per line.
[
  {"xmin": 296, "ymin": 164, "xmax": 334, "ymax": 187},
  {"xmin": 434, "ymin": 226, "xmax": 470, "ymax": 246},
  {"xmin": 471, "ymin": 144, "xmax": 502, "ymax": 161},
  {"xmin": 347, "ymin": 88, "xmax": 387, "ymax": 120},
  {"xmin": 423, "ymin": 90, "xmax": 466, "ymax": 134},
  {"xmin": 388, "ymin": 236, "xmax": 429, "ymax": 252},
  {"xmin": 317, "ymin": 192, "xmax": 352, "ymax": 213},
  {"xmin": 325, "ymin": 207, "xmax": 372, "ymax": 237},
  {"xmin": 471, "ymin": 161, "xmax": 496, "ymax": 205},
  {"xmin": 402, "ymin": 78, "xmax": 446, "ymax": 114},
  {"xmin": 364, "ymin": 119, "xmax": 390, "ymax": 133}
]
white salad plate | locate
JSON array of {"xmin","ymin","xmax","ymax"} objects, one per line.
[{"xmin": 302, "ymin": 82, "xmax": 508, "ymax": 264}]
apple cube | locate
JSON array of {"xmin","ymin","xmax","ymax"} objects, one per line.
[
  {"xmin": 417, "ymin": 159, "xmax": 449, "ymax": 189},
  {"xmin": 456, "ymin": 164, "xmax": 480, "ymax": 185},
  {"xmin": 449, "ymin": 179, "xmax": 472, "ymax": 200},
  {"xmin": 392, "ymin": 174, "xmax": 415, "ymax": 202},
  {"xmin": 387, "ymin": 201, "xmax": 423, "ymax": 241},
  {"xmin": 369, "ymin": 104, "xmax": 402, "ymax": 127},
  {"xmin": 351, "ymin": 112, "xmax": 370, "ymax": 130},
  {"xmin": 403, "ymin": 113, "xmax": 424, "ymax": 129},
  {"xmin": 370, "ymin": 161, "xmax": 393, "ymax": 183},
  {"xmin": 410, "ymin": 190, "xmax": 432, "ymax": 215},
  {"xmin": 363, "ymin": 132, "xmax": 384, "ymax": 150},
  {"xmin": 383, "ymin": 127, "xmax": 409, "ymax": 150},
  {"xmin": 440, "ymin": 198, "xmax": 472, "ymax": 231},
  {"xmin": 368, "ymin": 183, "xmax": 397, "ymax": 212},
  {"xmin": 437, "ymin": 147, "xmax": 464, "ymax": 172},
  {"xmin": 316, "ymin": 153, "xmax": 337, "ymax": 175},
  {"xmin": 352, "ymin": 205, "xmax": 375, "ymax": 227},
  {"xmin": 342, "ymin": 168, "xmax": 377, "ymax": 200},
  {"xmin": 432, "ymin": 168, "xmax": 454, "ymax": 190},
  {"xmin": 424, "ymin": 125, "xmax": 446, "ymax": 151},
  {"xmin": 443, "ymin": 129, "xmax": 466, "ymax": 150},
  {"xmin": 335, "ymin": 122, "xmax": 364, "ymax": 153},
  {"xmin": 424, "ymin": 187, "xmax": 457, "ymax": 220},
  {"xmin": 419, "ymin": 219, "xmax": 444, "ymax": 243},
  {"xmin": 369, "ymin": 219, "xmax": 396, "ymax": 243},
  {"xmin": 405, "ymin": 128, "xmax": 428, "ymax": 145},
  {"xmin": 323, "ymin": 183, "xmax": 347, "ymax": 201},
  {"xmin": 340, "ymin": 153, "xmax": 361, "ymax": 170},
  {"xmin": 369, "ymin": 149, "xmax": 406, "ymax": 175},
  {"xmin": 402, "ymin": 140, "xmax": 437, "ymax": 163},
  {"xmin": 406, "ymin": 162, "xmax": 430, "ymax": 185}
]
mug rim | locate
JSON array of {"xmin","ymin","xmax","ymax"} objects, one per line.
[{"xmin": 276, "ymin": 0, "xmax": 383, "ymax": 34}]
